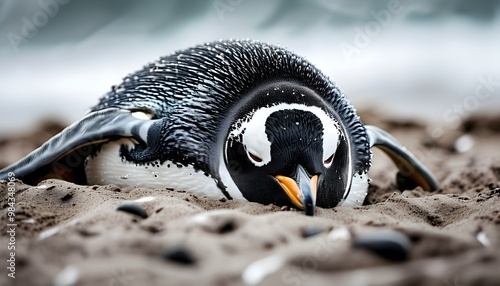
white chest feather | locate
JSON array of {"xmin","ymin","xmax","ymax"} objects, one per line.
[
  {"xmin": 339, "ymin": 172, "xmax": 369, "ymax": 207},
  {"xmin": 85, "ymin": 139, "xmax": 224, "ymax": 198}
]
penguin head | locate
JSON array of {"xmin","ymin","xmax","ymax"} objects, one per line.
[{"xmin": 224, "ymin": 82, "xmax": 351, "ymax": 215}]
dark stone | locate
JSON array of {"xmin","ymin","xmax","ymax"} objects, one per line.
[
  {"xmin": 396, "ymin": 172, "xmax": 419, "ymax": 191},
  {"xmin": 302, "ymin": 227, "xmax": 323, "ymax": 238},
  {"xmin": 353, "ymin": 230, "xmax": 411, "ymax": 261},
  {"xmin": 163, "ymin": 246, "xmax": 196, "ymax": 265},
  {"xmin": 116, "ymin": 202, "xmax": 148, "ymax": 218},
  {"xmin": 61, "ymin": 193, "xmax": 73, "ymax": 202},
  {"xmin": 217, "ymin": 220, "xmax": 236, "ymax": 234}
]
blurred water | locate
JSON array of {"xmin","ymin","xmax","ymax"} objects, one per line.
[{"xmin": 0, "ymin": 0, "xmax": 499, "ymax": 135}]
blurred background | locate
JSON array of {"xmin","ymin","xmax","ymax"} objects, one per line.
[{"xmin": 1, "ymin": 0, "xmax": 499, "ymax": 135}]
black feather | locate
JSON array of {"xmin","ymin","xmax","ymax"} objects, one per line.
[{"xmin": 90, "ymin": 40, "xmax": 370, "ymax": 176}]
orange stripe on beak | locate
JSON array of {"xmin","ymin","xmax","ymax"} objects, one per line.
[
  {"xmin": 275, "ymin": 173, "xmax": 319, "ymax": 215},
  {"xmin": 275, "ymin": 175, "xmax": 303, "ymax": 209}
]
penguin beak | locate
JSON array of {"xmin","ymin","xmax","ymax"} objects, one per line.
[{"xmin": 275, "ymin": 165, "xmax": 318, "ymax": 216}]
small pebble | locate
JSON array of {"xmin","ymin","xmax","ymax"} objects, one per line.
[
  {"xmin": 453, "ymin": 134, "xmax": 474, "ymax": 153},
  {"xmin": 38, "ymin": 226, "xmax": 61, "ymax": 240},
  {"xmin": 163, "ymin": 246, "xmax": 196, "ymax": 265},
  {"xmin": 242, "ymin": 254, "xmax": 284, "ymax": 285},
  {"xmin": 61, "ymin": 193, "xmax": 73, "ymax": 202},
  {"xmin": 302, "ymin": 227, "xmax": 323, "ymax": 238},
  {"xmin": 22, "ymin": 218, "xmax": 36, "ymax": 224},
  {"xmin": 37, "ymin": 184, "xmax": 55, "ymax": 190},
  {"xmin": 134, "ymin": 196, "xmax": 155, "ymax": 203},
  {"xmin": 353, "ymin": 230, "xmax": 411, "ymax": 261},
  {"xmin": 217, "ymin": 220, "xmax": 236, "ymax": 234},
  {"xmin": 53, "ymin": 265, "xmax": 79, "ymax": 286},
  {"xmin": 476, "ymin": 231, "xmax": 491, "ymax": 247},
  {"xmin": 328, "ymin": 226, "xmax": 351, "ymax": 242},
  {"xmin": 116, "ymin": 202, "xmax": 148, "ymax": 218}
]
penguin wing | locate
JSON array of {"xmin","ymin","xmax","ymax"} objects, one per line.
[
  {"xmin": 365, "ymin": 125, "xmax": 438, "ymax": 191},
  {"xmin": 0, "ymin": 108, "xmax": 158, "ymax": 185}
]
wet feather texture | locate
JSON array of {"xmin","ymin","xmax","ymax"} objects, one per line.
[{"xmin": 91, "ymin": 40, "xmax": 371, "ymax": 174}]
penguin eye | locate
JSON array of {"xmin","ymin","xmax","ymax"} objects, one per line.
[
  {"xmin": 324, "ymin": 153, "xmax": 334, "ymax": 166},
  {"xmin": 247, "ymin": 151, "xmax": 263, "ymax": 164}
]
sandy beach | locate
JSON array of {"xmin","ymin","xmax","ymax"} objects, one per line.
[{"xmin": 1, "ymin": 111, "xmax": 499, "ymax": 286}]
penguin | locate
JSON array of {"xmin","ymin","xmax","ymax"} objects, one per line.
[{"xmin": 0, "ymin": 39, "xmax": 438, "ymax": 216}]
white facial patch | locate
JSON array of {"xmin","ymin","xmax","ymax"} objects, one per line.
[{"xmin": 228, "ymin": 103, "xmax": 341, "ymax": 167}]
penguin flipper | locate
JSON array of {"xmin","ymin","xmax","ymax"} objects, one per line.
[
  {"xmin": 0, "ymin": 108, "xmax": 156, "ymax": 185},
  {"xmin": 365, "ymin": 125, "xmax": 438, "ymax": 191}
]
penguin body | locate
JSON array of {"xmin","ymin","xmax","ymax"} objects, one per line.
[
  {"xmin": 0, "ymin": 40, "xmax": 437, "ymax": 215},
  {"xmin": 85, "ymin": 138, "xmax": 223, "ymax": 198}
]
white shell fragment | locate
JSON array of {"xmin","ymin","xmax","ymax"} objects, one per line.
[
  {"xmin": 242, "ymin": 254, "xmax": 285, "ymax": 285},
  {"xmin": 453, "ymin": 134, "xmax": 474, "ymax": 153},
  {"xmin": 53, "ymin": 265, "xmax": 79, "ymax": 286}
]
